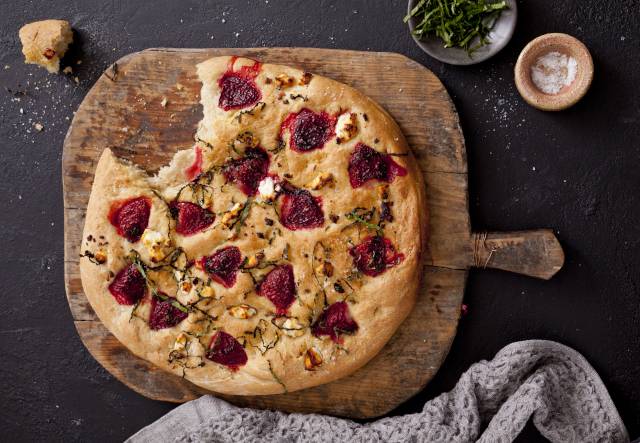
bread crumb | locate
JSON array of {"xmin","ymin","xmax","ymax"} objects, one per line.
[
  {"xmin": 19, "ymin": 20, "xmax": 73, "ymax": 73},
  {"xmin": 160, "ymin": 97, "xmax": 168, "ymax": 107},
  {"xmin": 73, "ymin": 76, "xmax": 80, "ymax": 85},
  {"xmin": 62, "ymin": 66, "xmax": 73, "ymax": 74},
  {"xmin": 34, "ymin": 122, "xmax": 44, "ymax": 132},
  {"xmin": 176, "ymin": 83, "xmax": 184, "ymax": 91}
]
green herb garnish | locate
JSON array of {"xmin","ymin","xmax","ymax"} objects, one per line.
[
  {"xmin": 267, "ymin": 139, "xmax": 286, "ymax": 155},
  {"xmin": 131, "ymin": 253, "xmax": 189, "ymax": 314},
  {"xmin": 231, "ymin": 198, "xmax": 253, "ymax": 234},
  {"xmin": 345, "ymin": 208, "xmax": 384, "ymax": 235},
  {"xmin": 234, "ymin": 101, "xmax": 266, "ymax": 124},
  {"xmin": 404, "ymin": 0, "xmax": 508, "ymax": 55},
  {"xmin": 268, "ymin": 360, "xmax": 287, "ymax": 393}
]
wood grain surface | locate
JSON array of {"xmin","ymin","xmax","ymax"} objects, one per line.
[{"xmin": 62, "ymin": 47, "xmax": 564, "ymax": 418}]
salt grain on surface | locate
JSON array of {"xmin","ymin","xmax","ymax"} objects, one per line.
[{"xmin": 530, "ymin": 51, "xmax": 578, "ymax": 95}]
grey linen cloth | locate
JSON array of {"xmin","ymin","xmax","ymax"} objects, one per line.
[{"xmin": 128, "ymin": 340, "xmax": 628, "ymax": 442}]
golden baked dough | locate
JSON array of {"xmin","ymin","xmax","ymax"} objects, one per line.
[
  {"xmin": 80, "ymin": 56, "xmax": 427, "ymax": 395},
  {"xmin": 19, "ymin": 19, "xmax": 73, "ymax": 73}
]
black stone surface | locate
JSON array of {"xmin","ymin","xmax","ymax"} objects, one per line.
[{"xmin": 0, "ymin": 0, "xmax": 638, "ymax": 441}]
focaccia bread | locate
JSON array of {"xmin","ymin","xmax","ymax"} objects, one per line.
[
  {"xmin": 79, "ymin": 56, "xmax": 427, "ymax": 395},
  {"xmin": 19, "ymin": 19, "xmax": 73, "ymax": 73}
]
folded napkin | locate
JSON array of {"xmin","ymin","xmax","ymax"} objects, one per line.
[{"xmin": 128, "ymin": 340, "xmax": 628, "ymax": 442}]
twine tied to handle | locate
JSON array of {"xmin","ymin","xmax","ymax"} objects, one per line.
[{"xmin": 473, "ymin": 232, "xmax": 498, "ymax": 269}]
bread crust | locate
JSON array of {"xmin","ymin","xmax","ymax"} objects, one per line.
[{"xmin": 80, "ymin": 56, "xmax": 427, "ymax": 395}]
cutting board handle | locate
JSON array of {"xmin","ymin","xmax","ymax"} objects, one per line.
[{"xmin": 469, "ymin": 229, "xmax": 564, "ymax": 280}]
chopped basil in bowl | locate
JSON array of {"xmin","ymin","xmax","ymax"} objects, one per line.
[{"xmin": 405, "ymin": 0, "xmax": 517, "ymax": 65}]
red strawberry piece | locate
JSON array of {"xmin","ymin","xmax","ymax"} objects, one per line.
[
  {"xmin": 108, "ymin": 196, "xmax": 151, "ymax": 242},
  {"xmin": 257, "ymin": 264, "xmax": 296, "ymax": 315},
  {"xmin": 223, "ymin": 147, "xmax": 270, "ymax": 196},
  {"xmin": 184, "ymin": 145, "xmax": 203, "ymax": 181},
  {"xmin": 280, "ymin": 108, "xmax": 336, "ymax": 152},
  {"xmin": 217, "ymin": 57, "xmax": 262, "ymax": 111},
  {"xmin": 169, "ymin": 201, "xmax": 215, "ymax": 236},
  {"xmin": 279, "ymin": 187, "xmax": 324, "ymax": 230},
  {"xmin": 311, "ymin": 301, "xmax": 358, "ymax": 343},
  {"xmin": 347, "ymin": 143, "xmax": 408, "ymax": 188},
  {"xmin": 218, "ymin": 74, "xmax": 261, "ymax": 110},
  {"xmin": 206, "ymin": 331, "xmax": 248, "ymax": 370},
  {"xmin": 350, "ymin": 235, "xmax": 405, "ymax": 277},
  {"xmin": 148, "ymin": 293, "xmax": 188, "ymax": 330},
  {"xmin": 199, "ymin": 246, "xmax": 242, "ymax": 288},
  {"xmin": 108, "ymin": 264, "xmax": 147, "ymax": 305}
]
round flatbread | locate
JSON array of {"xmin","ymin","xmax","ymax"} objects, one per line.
[{"xmin": 79, "ymin": 56, "xmax": 427, "ymax": 395}]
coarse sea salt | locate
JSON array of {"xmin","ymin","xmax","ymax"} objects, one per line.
[{"xmin": 530, "ymin": 51, "xmax": 578, "ymax": 95}]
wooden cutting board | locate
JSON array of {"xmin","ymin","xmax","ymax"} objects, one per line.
[{"xmin": 62, "ymin": 48, "xmax": 564, "ymax": 419}]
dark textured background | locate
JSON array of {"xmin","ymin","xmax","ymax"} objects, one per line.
[{"xmin": 1, "ymin": 0, "xmax": 638, "ymax": 441}]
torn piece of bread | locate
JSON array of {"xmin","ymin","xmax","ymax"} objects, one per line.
[{"xmin": 19, "ymin": 19, "xmax": 73, "ymax": 73}]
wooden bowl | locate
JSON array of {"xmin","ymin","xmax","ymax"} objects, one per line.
[{"xmin": 515, "ymin": 33, "xmax": 593, "ymax": 111}]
